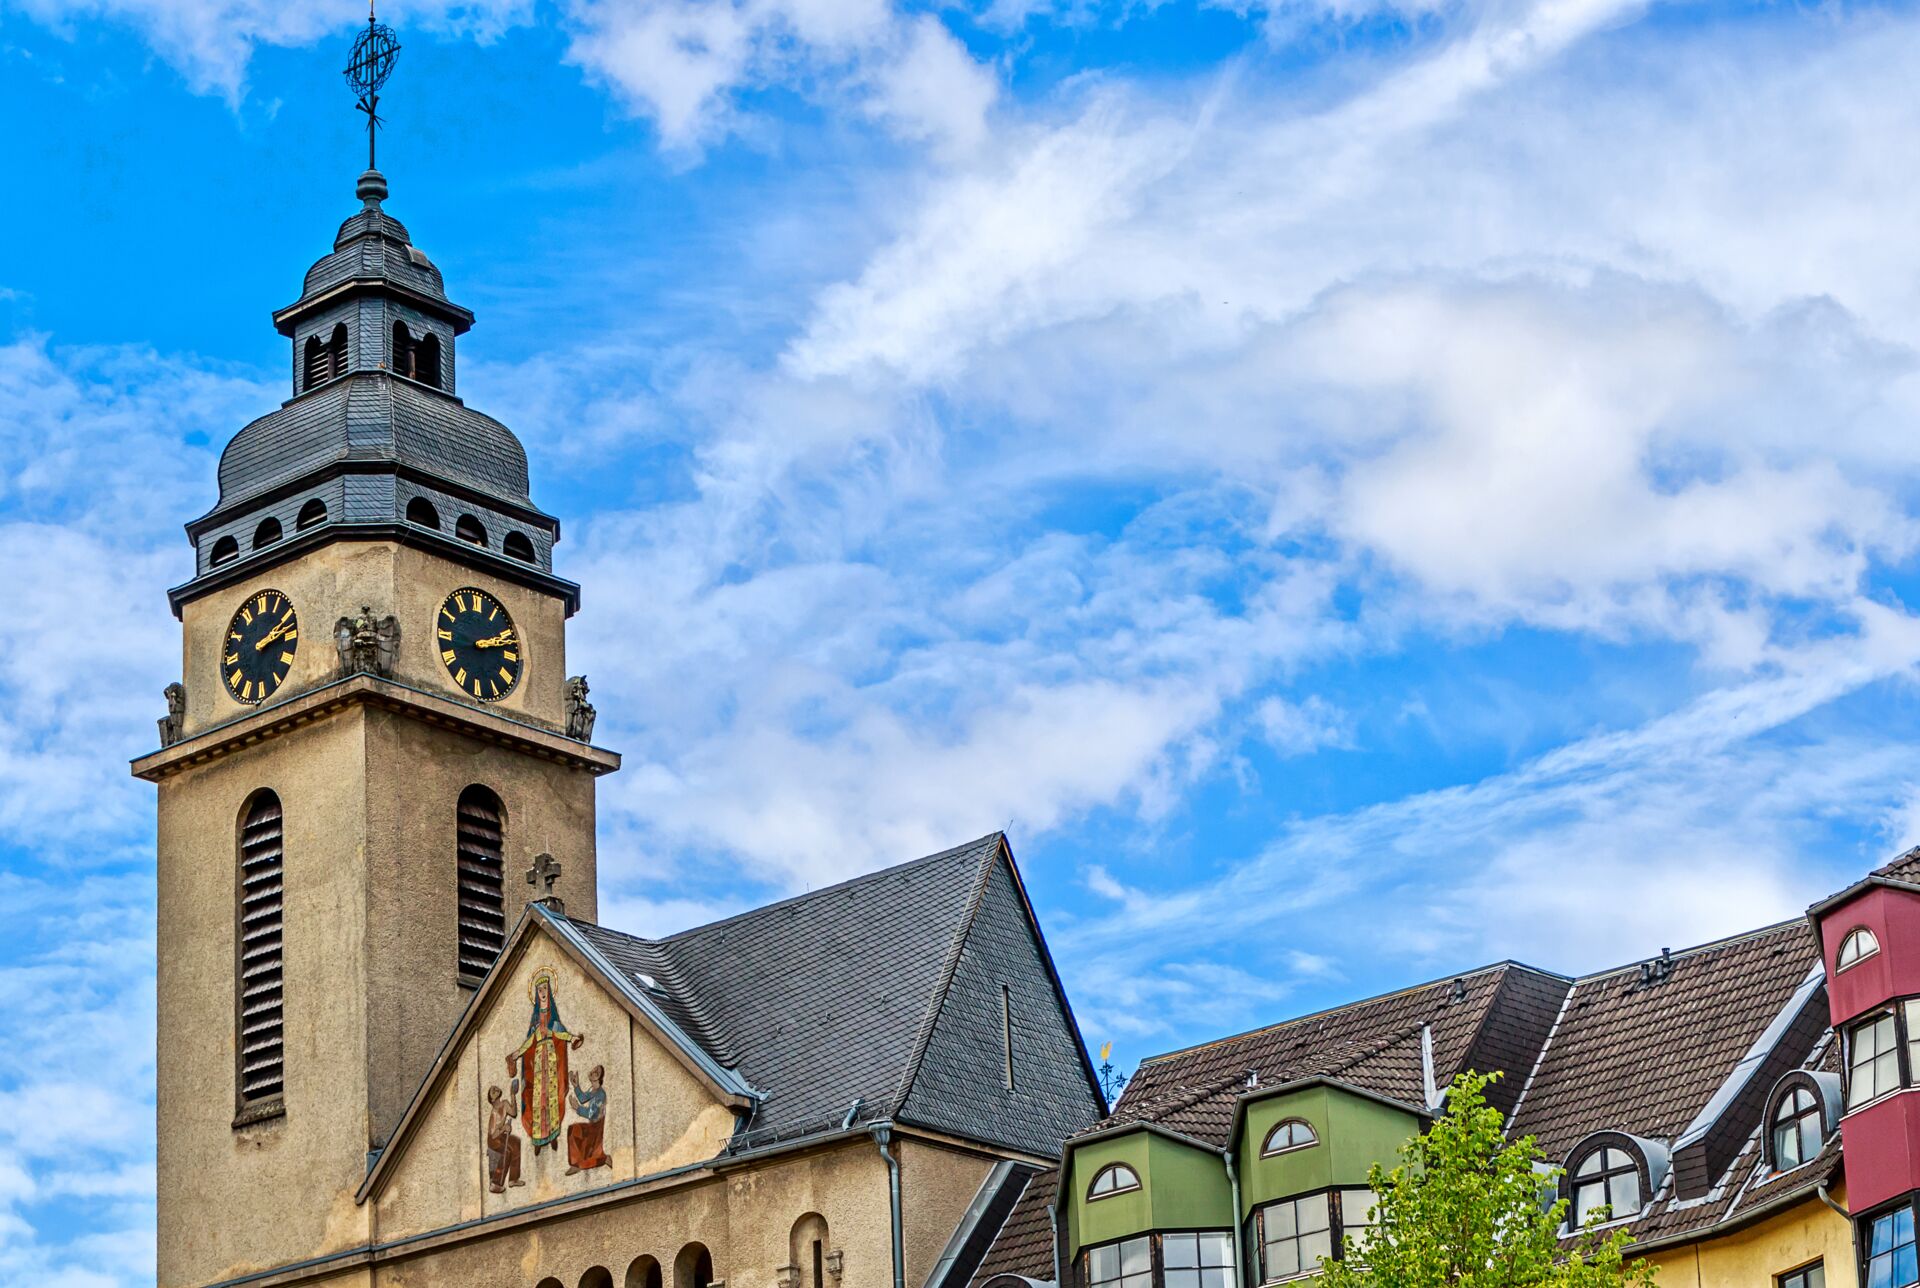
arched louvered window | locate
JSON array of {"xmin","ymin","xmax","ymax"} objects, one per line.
[
  {"xmin": 210, "ymin": 535, "xmax": 240, "ymax": 566},
  {"xmin": 455, "ymin": 514, "xmax": 488, "ymax": 546},
  {"xmin": 456, "ymin": 786, "xmax": 508, "ymax": 986},
  {"xmin": 415, "ymin": 333, "xmax": 443, "ymax": 389},
  {"xmin": 503, "ymin": 532, "xmax": 536, "ymax": 562},
  {"xmin": 303, "ymin": 324, "xmax": 347, "ymax": 391},
  {"xmin": 296, "ymin": 498, "xmax": 327, "ymax": 530},
  {"xmin": 237, "ymin": 791, "xmax": 286, "ymax": 1111},
  {"xmin": 253, "ymin": 517, "xmax": 282, "ymax": 549}
]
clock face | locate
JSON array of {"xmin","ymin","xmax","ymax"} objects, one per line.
[
  {"xmin": 438, "ymin": 588, "xmax": 523, "ymax": 702},
  {"xmin": 223, "ymin": 589, "xmax": 299, "ymax": 705}
]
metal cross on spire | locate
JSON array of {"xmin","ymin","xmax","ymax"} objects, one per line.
[{"xmin": 344, "ymin": 2, "xmax": 402, "ymax": 171}]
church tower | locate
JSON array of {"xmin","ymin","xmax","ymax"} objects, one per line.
[{"xmin": 133, "ymin": 148, "xmax": 618, "ymax": 1285}]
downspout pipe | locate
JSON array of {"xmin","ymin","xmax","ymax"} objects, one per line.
[
  {"xmin": 1817, "ymin": 1182, "xmax": 1851, "ymax": 1221},
  {"xmin": 873, "ymin": 1124, "xmax": 906, "ymax": 1288},
  {"xmin": 1048, "ymin": 1199, "xmax": 1064, "ymax": 1288},
  {"xmin": 1222, "ymin": 1147, "xmax": 1246, "ymax": 1288}
]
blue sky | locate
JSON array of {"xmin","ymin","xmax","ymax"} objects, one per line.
[{"xmin": 9, "ymin": 0, "xmax": 1920, "ymax": 1279}]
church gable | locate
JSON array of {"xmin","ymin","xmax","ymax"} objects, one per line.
[
  {"xmin": 898, "ymin": 845, "xmax": 1106, "ymax": 1157},
  {"xmin": 369, "ymin": 911, "xmax": 746, "ymax": 1240}
]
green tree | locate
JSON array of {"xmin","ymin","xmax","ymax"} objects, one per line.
[{"xmin": 1315, "ymin": 1072, "xmax": 1658, "ymax": 1288}]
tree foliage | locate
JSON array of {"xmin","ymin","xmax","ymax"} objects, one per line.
[{"xmin": 1315, "ymin": 1072, "xmax": 1659, "ymax": 1288}]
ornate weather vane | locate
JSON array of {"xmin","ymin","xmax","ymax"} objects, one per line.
[{"xmin": 344, "ymin": 2, "xmax": 402, "ymax": 171}]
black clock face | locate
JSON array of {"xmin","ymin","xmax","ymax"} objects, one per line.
[
  {"xmin": 223, "ymin": 589, "xmax": 298, "ymax": 705},
  {"xmin": 438, "ymin": 588, "xmax": 522, "ymax": 702}
]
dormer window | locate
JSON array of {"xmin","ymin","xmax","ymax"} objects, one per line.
[
  {"xmin": 406, "ymin": 497, "xmax": 441, "ymax": 530},
  {"xmin": 1838, "ymin": 927, "xmax": 1881, "ymax": 971},
  {"xmin": 1261, "ymin": 1118, "xmax": 1319, "ymax": 1156},
  {"xmin": 1770, "ymin": 1085, "xmax": 1824, "ymax": 1171},
  {"xmin": 296, "ymin": 499, "xmax": 327, "ymax": 530},
  {"xmin": 503, "ymin": 532, "xmax": 536, "ymax": 562},
  {"xmin": 253, "ymin": 517, "xmax": 282, "ymax": 549},
  {"xmin": 1087, "ymin": 1163, "xmax": 1140, "ymax": 1200},
  {"xmin": 455, "ymin": 514, "xmax": 487, "ymax": 546},
  {"xmin": 210, "ymin": 536, "xmax": 240, "ymax": 566},
  {"xmin": 1569, "ymin": 1145, "xmax": 1642, "ymax": 1224}
]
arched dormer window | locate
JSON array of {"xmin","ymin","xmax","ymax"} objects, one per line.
[
  {"xmin": 1768, "ymin": 1074, "xmax": 1830, "ymax": 1172},
  {"xmin": 415, "ymin": 333, "xmax": 443, "ymax": 389},
  {"xmin": 503, "ymin": 532, "xmax": 536, "ymax": 562},
  {"xmin": 455, "ymin": 786, "xmax": 507, "ymax": 987},
  {"xmin": 1568, "ymin": 1140, "xmax": 1645, "ymax": 1225},
  {"xmin": 253, "ymin": 517, "xmax": 282, "ymax": 549},
  {"xmin": 1261, "ymin": 1118, "xmax": 1319, "ymax": 1156},
  {"xmin": 296, "ymin": 499, "xmax": 327, "ymax": 530},
  {"xmin": 455, "ymin": 514, "xmax": 487, "ymax": 546},
  {"xmin": 1087, "ymin": 1163, "xmax": 1141, "ymax": 1200},
  {"xmin": 406, "ymin": 496, "xmax": 441, "ymax": 530},
  {"xmin": 236, "ymin": 791, "xmax": 286, "ymax": 1115},
  {"xmin": 1838, "ymin": 927, "xmax": 1881, "ymax": 971},
  {"xmin": 210, "ymin": 535, "xmax": 240, "ymax": 566}
]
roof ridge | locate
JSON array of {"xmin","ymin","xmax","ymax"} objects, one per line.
[
  {"xmin": 1135, "ymin": 961, "xmax": 1535, "ymax": 1069},
  {"xmin": 888, "ymin": 835, "xmax": 1006, "ymax": 1118},
  {"xmin": 1568, "ymin": 917, "xmax": 1808, "ymax": 983},
  {"xmin": 659, "ymin": 832, "xmax": 1007, "ymax": 944}
]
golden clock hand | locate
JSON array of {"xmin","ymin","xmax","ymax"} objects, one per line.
[
  {"xmin": 474, "ymin": 630, "xmax": 517, "ymax": 648},
  {"xmin": 255, "ymin": 613, "xmax": 296, "ymax": 651}
]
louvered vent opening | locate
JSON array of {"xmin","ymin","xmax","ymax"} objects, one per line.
[
  {"xmin": 237, "ymin": 794, "xmax": 286, "ymax": 1107},
  {"xmin": 327, "ymin": 324, "xmax": 348, "ymax": 380},
  {"xmin": 303, "ymin": 337, "xmax": 328, "ymax": 391},
  {"xmin": 457, "ymin": 787, "xmax": 508, "ymax": 986}
]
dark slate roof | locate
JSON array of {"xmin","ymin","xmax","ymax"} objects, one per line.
[
  {"xmin": 280, "ymin": 177, "xmax": 466, "ymax": 325},
  {"xmin": 969, "ymin": 1168, "xmax": 1058, "ymax": 1287},
  {"xmin": 1093, "ymin": 961, "xmax": 1572, "ymax": 1148},
  {"xmin": 571, "ymin": 833, "xmax": 1102, "ymax": 1154},
  {"xmin": 211, "ymin": 372, "xmax": 533, "ymax": 515}
]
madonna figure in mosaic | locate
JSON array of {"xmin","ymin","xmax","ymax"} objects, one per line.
[{"xmin": 509, "ymin": 969, "xmax": 584, "ymax": 1153}]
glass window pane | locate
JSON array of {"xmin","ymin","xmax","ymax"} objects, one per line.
[
  {"xmin": 1575, "ymin": 1151, "xmax": 1602, "ymax": 1177},
  {"xmin": 1575, "ymin": 1181, "xmax": 1605, "ymax": 1224},
  {"xmin": 1089, "ymin": 1244, "xmax": 1117, "ymax": 1283},
  {"xmin": 1612, "ymin": 1171, "xmax": 1640, "ymax": 1214},
  {"xmin": 1197, "ymin": 1233, "xmax": 1232, "ymax": 1267},
  {"xmin": 1271, "ymin": 1202, "xmax": 1297, "ymax": 1237},
  {"xmin": 1805, "ymin": 1264, "xmax": 1826, "ymax": 1288},
  {"xmin": 1165, "ymin": 1270, "xmax": 1197, "ymax": 1288},
  {"xmin": 1298, "ymin": 1193, "xmax": 1330, "ymax": 1234},
  {"xmin": 1798, "ymin": 1116, "xmax": 1822, "ymax": 1163},
  {"xmin": 1300, "ymin": 1229, "xmax": 1333, "ymax": 1269},
  {"xmin": 1775, "ymin": 1123, "xmax": 1800, "ymax": 1169},
  {"xmin": 1871, "ymin": 1254, "xmax": 1894, "ymax": 1288},
  {"xmin": 1896, "ymin": 1243, "xmax": 1918, "ymax": 1288},
  {"xmin": 1119, "ymin": 1237, "xmax": 1151, "ymax": 1275},
  {"xmin": 1267, "ymin": 1238, "xmax": 1300, "ymax": 1277},
  {"xmin": 1165, "ymin": 1234, "xmax": 1198, "ymax": 1268},
  {"xmin": 1873, "ymin": 1214, "xmax": 1897, "ymax": 1257},
  {"xmin": 1897, "ymin": 1203, "xmax": 1915, "ymax": 1245},
  {"xmin": 1200, "ymin": 1268, "xmax": 1232, "ymax": 1288}
]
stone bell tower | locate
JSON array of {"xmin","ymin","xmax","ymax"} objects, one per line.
[{"xmin": 134, "ymin": 161, "xmax": 618, "ymax": 1287}]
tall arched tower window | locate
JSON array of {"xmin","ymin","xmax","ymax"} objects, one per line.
[
  {"xmin": 237, "ymin": 791, "xmax": 286, "ymax": 1111},
  {"xmin": 456, "ymin": 786, "xmax": 508, "ymax": 986}
]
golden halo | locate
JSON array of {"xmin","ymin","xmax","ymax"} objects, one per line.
[{"xmin": 528, "ymin": 967, "xmax": 557, "ymax": 1005}]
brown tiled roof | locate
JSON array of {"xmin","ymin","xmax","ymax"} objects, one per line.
[
  {"xmin": 1505, "ymin": 921, "xmax": 1817, "ymax": 1161},
  {"xmin": 1874, "ymin": 848, "xmax": 1920, "ymax": 883},
  {"xmin": 1092, "ymin": 963, "xmax": 1571, "ymax": 1149},
  {"xmin": 969, "ymin": 1168, "xmax": 1057, "ymax": 1287}
]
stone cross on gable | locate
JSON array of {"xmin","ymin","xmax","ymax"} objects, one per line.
[{"xmin": 527, "ymin": 852, "xmax": 563, "ymax": 914}]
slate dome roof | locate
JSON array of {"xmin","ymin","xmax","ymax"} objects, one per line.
[
  {"xmin": 214, "ymin": 373, "xmax": 532, "ymax": 512},
  {"xmin": 279, "ymin": 170, "xmax": 467, "ymax": 328}
]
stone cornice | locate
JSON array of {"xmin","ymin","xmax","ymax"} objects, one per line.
[{"xmin": 130, "ymin": 672, "xmax": 620, "ymax": 782}]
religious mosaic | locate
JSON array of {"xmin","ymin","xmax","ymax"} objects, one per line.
[{"xmin": 486, "ymin": 967, "xmax": 611, "ymax": 1193}]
